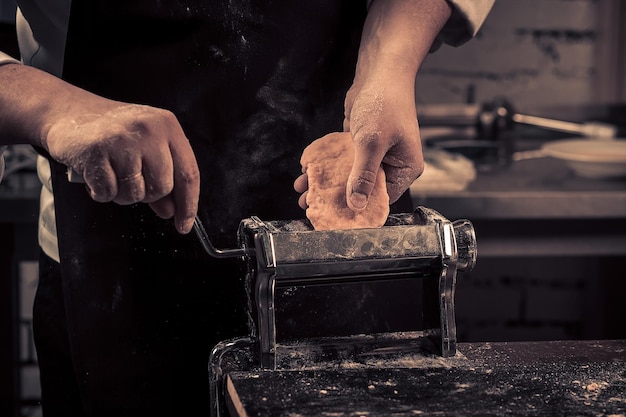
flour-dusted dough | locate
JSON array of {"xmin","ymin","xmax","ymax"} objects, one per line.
[{"xmin": 300, "ymin": 132, "xmax": 390, "ymax": 230}]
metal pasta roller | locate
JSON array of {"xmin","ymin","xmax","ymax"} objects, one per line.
[{"xmin": 194, "ymin": 206, "xmax": 477, "ymax": 416}]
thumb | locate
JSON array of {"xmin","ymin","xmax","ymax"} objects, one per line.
[{"xmin": 346, "ymin": 145, "xmax": 385, "ymax": 212}]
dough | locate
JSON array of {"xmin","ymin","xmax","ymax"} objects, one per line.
[{"xmin": 300, "ymin": 132, "xmax": 389, "ymax": 230}]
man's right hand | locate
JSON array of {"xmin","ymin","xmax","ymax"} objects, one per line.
[
  {"xmin": 0, "ymin": 63, "xmax": 200, "ymax": 233},
  {"xmin": 44, "ymin": 103, "xmax": 200, "ymax": 234}
]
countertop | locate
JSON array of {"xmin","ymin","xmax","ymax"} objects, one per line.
[
  {"xmin": 225, "ymin": 339, "xmax": 626, "ymax": 417},
  {"xmin": 410, "ymin": 155, "xmax": 626, "ymax": 221}
]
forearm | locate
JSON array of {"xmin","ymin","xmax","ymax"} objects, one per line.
[
  {"xmin": 357, "ymin": 0, "xmax": 452, "ymax": 88},
  {"xmin": 0, "ymin": 63, "xmax": 120, "ymax": 149}
]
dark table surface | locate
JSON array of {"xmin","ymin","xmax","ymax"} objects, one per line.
[{"xmin": 225, "ymin": 339, "xmax": 626, "ymax": 417}]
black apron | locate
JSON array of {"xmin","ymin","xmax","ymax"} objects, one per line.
[{"xmin": 47, "ymin": 1, "xmax": 366, "ymax": 415}]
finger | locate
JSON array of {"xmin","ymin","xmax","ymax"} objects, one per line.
[
  {"xmin": 343, "ymin": 117, "xmax": 350, "ymax": 132},
  {"xmin": 149, "ymin": 195, "xmax": 176, "ymax": 219},
  {"xmin": 382, "ymin": 140, "xmax": 424, "ymax": 203},
  {"xmin": 298, "ymin": 190, "xmax": 308, "ymax": 210},
  {"xmin": 83, "ymin": 161, "xmax": 118, "ymax": 202},
  {"xmin": 113, "ymin": 171, "xmax": 146, "ymax": 205},
  {"xmin": 104, "ymin": 146, "xmax": 145, "ymax": 204},
  {"xmin": 346, "ymin": 138, "xmax": 386, "ymax": 212},
  {"xmin": 384, "ymin": 164, "xmax": 424, "ymax": 204},
  {"xmin": 170, "ymin": 138, "xmax": 200, "ymax": 234},
  {"xmin": 142, "ymin": 152, "xmax": 174, "ymax": 203},
  {"xmin": 293, "ymin": 173, "xmax": 308, "ymax": 193}
]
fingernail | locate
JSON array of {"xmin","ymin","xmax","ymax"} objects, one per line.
[
  {"xmin": 350, "ymin": 192, "xmax": 367, "ymax": 210},
  {"xmin": 178, "ymin": 217, "xmax": 195, "ymax": 234}
]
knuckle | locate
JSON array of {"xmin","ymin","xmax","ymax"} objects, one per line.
[
  {"xmin": 124, "ymin": 107, "xmax": 178, "ymax": 138},
  {"xmin": 357, "ymin": 169, "xmax": 378, "ymax": 185},
  {"xmin": 84, "ymin": 172, "xmax": 116, "ymax": 202},
  {"xmin": 179, "ymin": 166, "xmax": 200, "ymax": 186},
  {"xmin": 415, "ymin": 163, "xmax": 425, "ymax": 178},
  {"xmin": 181, "ymin": 205, "xmax": 197, "ymax": 220},
  {"xmin": 350, "ymin": 170, "xmax": 377, "ymax": 193},
  {"xmin": 354, "ymin": 128, "xmax": 381, "ymax": 145},
  {"xmin": 81, "ymin": 143, "xmax": 110, "ymax": 165},
  {"xmin": 409, "ymin": 160, "xmax": 425, "ymax": 178},
  {"xmin": 153, "ymin": 108, "xmax": 180, "ymax": 128},
  {"xmin": 128, "ymin": 119, "xmax": 149, "ymax": 136},
  {"xmin": 90, "ymin": 186, "xmax": 115, "ymax": 202},
  {"xmin": 145, "ymin": 179, "xmax": 173, "ymax": 201},
  {"xmin": 162, "ymin": 109, "xmax": 179, "ymax": 123}
]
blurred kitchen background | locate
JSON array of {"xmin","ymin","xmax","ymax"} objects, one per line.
[
  {"xmin": 418, "ymin": 0, "xmax": 624, "ymax": 109},
  {"xmin": 1, "ymin": 0, "xmax": 625, "ymax": 416}
]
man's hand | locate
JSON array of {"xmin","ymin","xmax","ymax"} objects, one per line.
[
  {"xmin": 343, "ymin": 62, "xmax": 424, "ymax": 210},
  {"xmin": 343, "ymin": 0, "xmax": 452, "ymax": 212},
  {"xmin": 0, "ymin": 63, "xmax": 199, "ymax": 234},
  {"xmin": 45, "ymin": 103, "xmax": 199, "ymax": 234}
]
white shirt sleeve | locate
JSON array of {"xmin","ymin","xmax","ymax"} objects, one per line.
[
  {"xmin": 365, "ymin": 0, "xmax": 494, "ymax": 51},
  {"xmin": 438, "ymin": 0, "xmax": 495, "ymax": 47}
]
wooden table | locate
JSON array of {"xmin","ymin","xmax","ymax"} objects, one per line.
[{"xmin": 225, "ymin": 340, "xmax": 626, "ymax": 416}]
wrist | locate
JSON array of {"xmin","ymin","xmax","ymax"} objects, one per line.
[{"xmin": 40, "ymin": 87, "xmax": 124, "ymax": 153}]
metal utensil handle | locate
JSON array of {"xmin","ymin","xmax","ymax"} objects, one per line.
[
  {"xmin": 67, "ymin": 166, "xmax": 246, "ymax": 259},
  {"xmin": 192, "ymin": 216, "xmax": 248, "ymax": 259},
  {"xmin": 512, "ymin": 114, "xmax": 617, "ymax": 138}
]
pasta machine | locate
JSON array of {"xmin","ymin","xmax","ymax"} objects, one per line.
[{"xmin": 193, "ymin": 206, "xmax": 477, "ymax": 416}]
